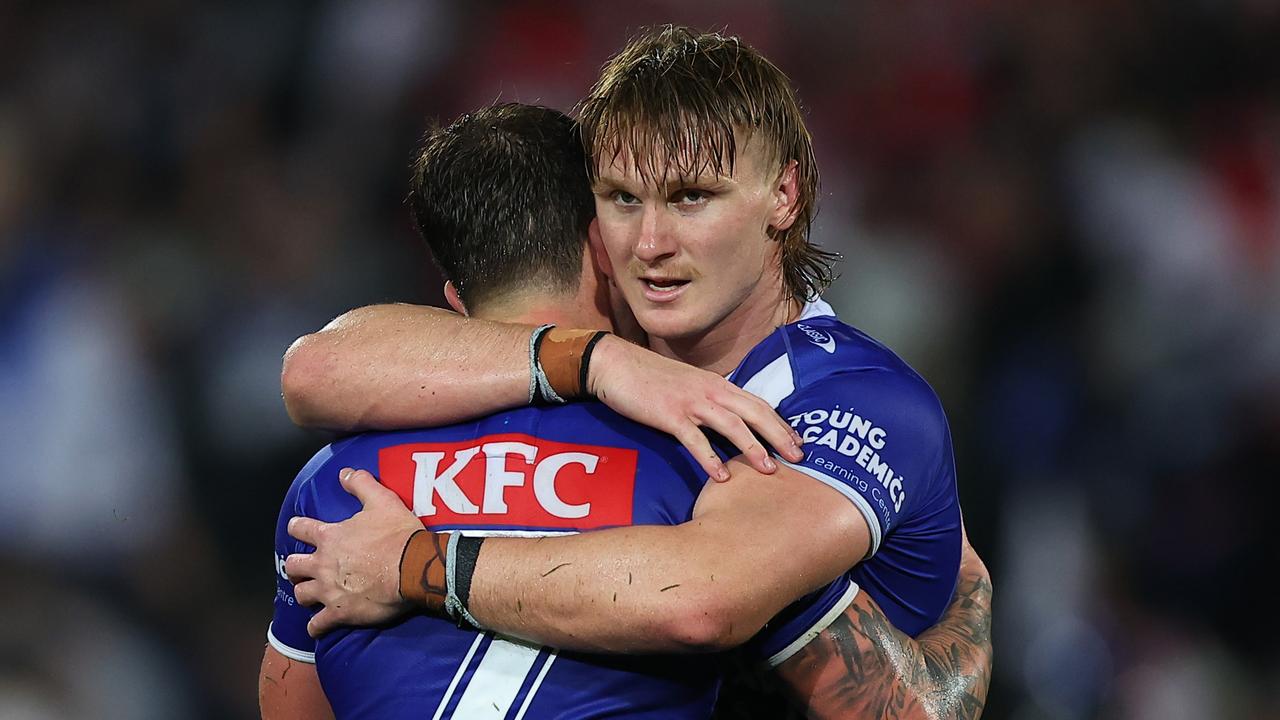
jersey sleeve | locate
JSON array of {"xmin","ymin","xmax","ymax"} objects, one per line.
[
  {"xmin": 741, "ymin": 577, "xmax": 859, "ymax": 667},
  {"xmin": 267, "ymin": 467, "xmax": 321, "ymax": 664},
  {"xmin": 778, "ymin": 369, "xmax": 948, "ymax": 557}
]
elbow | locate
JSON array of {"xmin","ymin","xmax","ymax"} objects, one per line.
[
  {"xmin": 281, "ymin": 334, "xmax": 346, "ymax": 431},
  {"xmin": 657, "ymin": 595, "xmax": 760, "ymax": 653}
]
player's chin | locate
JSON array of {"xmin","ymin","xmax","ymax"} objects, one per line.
[{"xmin": 633, "ymin": 303, "xmax": 715, "ymax": 342}]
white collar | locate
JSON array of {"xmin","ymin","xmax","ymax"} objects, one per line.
[{"xmin": 798, "ymin": 297, "xmax": 836, "ymax": 320}]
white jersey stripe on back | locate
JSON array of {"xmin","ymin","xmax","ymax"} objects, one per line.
[
  {"xmin": 449, "ymin": 637, "xmax": 547, "ymax": 718},
  {"xmin": 513, "ymin": 650, "xmax": 559, "ymax": 720},
  {"xmin": 433, "ymin": 633, "xmax": 487, "ymax": 720}
]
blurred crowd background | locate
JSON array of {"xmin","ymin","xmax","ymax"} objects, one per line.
[{"xmin": 2, "ymin": 1, "xmax": 1278, "ymax": 718}]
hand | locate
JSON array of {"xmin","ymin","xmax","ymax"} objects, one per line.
[
  {"xmin": 285, "ymin": 468, "xmax": 424, "ymax": 637},
  {"xmin": 587, "ymin": 336, "xmax": 805, "ymax": 481}
]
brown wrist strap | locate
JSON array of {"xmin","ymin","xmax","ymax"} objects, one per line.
[
  {"xmin": 535, "ymin": 328, "xmax": 610, "ymax": 402},
  {"xmin": 399, "ymin": 529, "xmax": 450, "ymax": 613}
]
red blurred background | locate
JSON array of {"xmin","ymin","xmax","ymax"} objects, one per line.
[{"xmin": 2, "ymin": 2, "xmax": 1277, "ymax": 718}]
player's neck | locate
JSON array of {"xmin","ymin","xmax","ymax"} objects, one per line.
[
  {"xmin": 474, "ymin": 295, "xmax": 612, "ymax": 333},
  {"xmin": 648, "ymin": 289, "xmax": 800, "ymax": 376},
  {"xmin": 472, "ymin": 251, "xmax": 616, "ymax": 331}
]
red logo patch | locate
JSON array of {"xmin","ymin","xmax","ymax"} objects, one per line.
[{"xmin": 378, "ymin": 433, "xmax": 637, "ymax": 530}]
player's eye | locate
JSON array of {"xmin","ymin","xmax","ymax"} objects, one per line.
[
  {"xmin": 671, "ymin": 189, "xmax": 710, "ymax": 206},
  {"xmin": 612, "ymin": 190, "xmax": 640, "ymax": 206}
]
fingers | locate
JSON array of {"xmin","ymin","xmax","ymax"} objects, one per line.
[
  {"xmin": 669, "ymin": 376, "xmax": 810, "ymax": 481},
  {"xmin": 337, "ymin": 467, "xmax": 398, "ymax": 508},
  {"xmin": 673, "ymin": 424, "xmax": 729, "ymax": 482},
  {"xmin": 293, "ymin": 576, "xmax": 357, "ymax": 634},
  {"xmin": 692, "ymin": 404, "xmax": 777, "ymax": 476},
  {"xmin": 288, "ymin": 516, "xmax": 326, "ymax": 546},
  {"xmin": 688, "ymin": 381, "xmax": 803, "ymax": 474},
  {"xmin": 284, "ymin": 552, "xmax": 318, "ymax": 583},
  {"xmin": 293, "ymin": 579, "xmax": 320, "ymax": 607},
  {"xmin": 720, "ymin": 388, "xmax": 804, "ymax": 462},
  {"xmin": 308, "ymin": 608, "xmax": 340, "ymax": 638}
]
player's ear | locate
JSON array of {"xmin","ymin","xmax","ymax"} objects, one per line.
[
  {"xmin": 588, "ymin": 218, "xmax": 614, "ymax": 281},
  {"xmin": 769, "ymin": 160, "xmax": 801, "ymax": 233},
  {"xmin": 443, "ymin": 281, "xmax": 468, "ymax": 316}
]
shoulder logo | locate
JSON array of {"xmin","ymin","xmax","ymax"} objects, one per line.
[{"xmin": 796, "ymin": 323, "xmax": 836, "ymax": 354}]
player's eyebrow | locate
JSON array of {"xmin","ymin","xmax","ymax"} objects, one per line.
[
  {"xmin": 590, "ymin": 177, "xmax": 628, "ymax": 194},
  {"xmin": 667, "ymin": 172, "xmax": 730, "ymax": 189},
  {"xmin": 592, "ymin": 169, "xmax": 727, "ymax": 196}
]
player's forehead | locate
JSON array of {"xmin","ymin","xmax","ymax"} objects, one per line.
[{"xmin": 590, "ymin": 123, "xmax": 774, "ymax": 189}]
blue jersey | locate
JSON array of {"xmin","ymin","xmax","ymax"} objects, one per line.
[
  {"xmin": 270, "ymin": 401, "xmax": 858, "ymax": 719},
  {"xmin": 729, "ymin": 301, "xmax": 963, "ymax": 636}
]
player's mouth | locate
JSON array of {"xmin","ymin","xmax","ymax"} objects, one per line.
[{"xmin": 639, "ymin": 275, "xmax": 690, "ymax": 303}]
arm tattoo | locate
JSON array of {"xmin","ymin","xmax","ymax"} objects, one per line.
[{"xmin": 778, "ymin": 570, "xmax": 994, "ymax": 720}]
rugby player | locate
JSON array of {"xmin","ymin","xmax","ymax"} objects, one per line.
[
  {"xmin": 278, "ymin": 27, "xmax": 992, "ymax": 718},
  {"xmin": 262, "ymin": 103, "xmax": 990, "ymax": 719}
]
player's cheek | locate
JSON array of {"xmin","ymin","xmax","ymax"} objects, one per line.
[{"xmin": 598, "ymin": 216, "xmax": 637, "ymax": 260}]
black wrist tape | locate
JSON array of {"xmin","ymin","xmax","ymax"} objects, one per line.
[
  {"xmin": 578, "ymin": 331, "xmax": 610, "ymax": 398},
  {"xmin": 444, "ymin": 534, "xmax": 486, "ymax": 630},
  {"xmin": 451, "ymin": 535, "xmax": 484, "ymax": 615}
]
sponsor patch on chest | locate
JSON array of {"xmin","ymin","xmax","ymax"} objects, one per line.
[{"xmin": 378, "ymin": 433, "xmax": 636, "ymax": 530}]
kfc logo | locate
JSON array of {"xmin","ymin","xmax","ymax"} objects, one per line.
[{"xmin": 378, "ymin": 434, "xmax": 636, "ymax": 530}]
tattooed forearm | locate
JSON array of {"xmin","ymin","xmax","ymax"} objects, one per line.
[
  {"xmin": 916, "ymin": 570, "xmax": 993, "ymax": 719},
  {"xmin": 778, "ymin": 566, "xmax": 993, "ymax": 720}
]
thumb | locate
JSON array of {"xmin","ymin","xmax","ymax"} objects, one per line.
[{"xmin": 338, "ymin": 467, "xmax": 398, "ymax": 508}]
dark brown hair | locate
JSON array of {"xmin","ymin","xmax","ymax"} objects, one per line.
[
  {"xmin": 576, "ymin": 25, "xmax": 837, "ymax": 302},
  {"xmin": 408, "ymin": 103, "xmax": 593, "ymax": 309}
]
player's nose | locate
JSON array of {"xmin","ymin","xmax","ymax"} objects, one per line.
[{"xmin": 633, "ymin": 204, "xmax": 677, "ymax": 263}]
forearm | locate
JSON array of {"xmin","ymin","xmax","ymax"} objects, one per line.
[
  {"xmin": 779, "ymin": 561, "xmax": 993, "ymax": 720},
  {"xmin": 910, "ymin": 563, "xmax": 993, "ymax": 719},
  {"xmin": 281, "ymin": 304, "xmax": 530, "ymax": 431},
  {"xmin": 467, "ymin": 522, "xmax": 802, "ymax": 654},
  {"xmin": 424, "ymin": 463, "xmax": 865, "ymax": 654}
]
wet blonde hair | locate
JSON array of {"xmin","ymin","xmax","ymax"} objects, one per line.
[{"xmin": 577, "ymin": 25, "xmax": 837, "ymax": 302}]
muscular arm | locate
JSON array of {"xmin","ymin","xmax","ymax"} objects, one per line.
[
  {"xmin": 458, "ymin": 458, "xmax": 869, "ymax": 653},
  {"xmin": 281, "ymin": 304, "xmax": 530, "ymax": 432},
  {"xmin": 777, "ymin": 541, "xmax": 993, "ymax": 720},
  {"xmin": 281, "ymin": 303, "xmax": 802, "ymax": 477},
  {"xmin": 259, "ymin": 645, "xmax": 334, "ymax": 720},
  {"xmin": 290, "ymin": 460, "xmax": 868, "ymax": 652}
]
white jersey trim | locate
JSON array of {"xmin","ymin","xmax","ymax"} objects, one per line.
[
  {"xmin": 446, "ymin": 529, "xmax": 580, "ymax": 538},
  {"xmin": 799, "ymin": 298, "xmax": 836, "ymax": 320},
  {"xmin": 267, "ymin": 623, "xmax": 316, "ymax": 664},
  {"xmin": 765, "ymin": 579, "xmax": 860, "ymax": 667},
  {"xmin": 740, "ymin": 354, "xmax": 795, "ymax": 408},
  {"xmin": 778, "ymin": 459, "xmax": 883, "ymax": 557}
]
